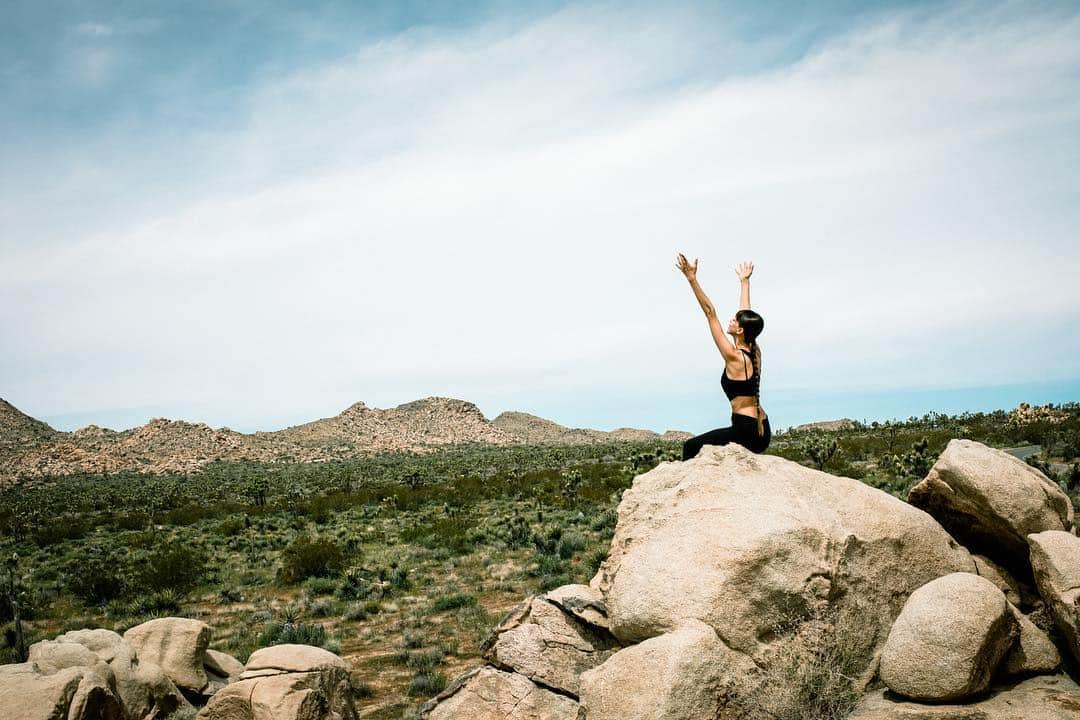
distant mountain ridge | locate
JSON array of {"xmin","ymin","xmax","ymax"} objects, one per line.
[{"xmin": 0, "ymin": 397, "xmax": 690, "ymax": 484}]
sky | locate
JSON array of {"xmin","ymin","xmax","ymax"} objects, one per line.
[{"xmin": 2, "ymin": 0, "xmax": 1079, "ymax": 435}]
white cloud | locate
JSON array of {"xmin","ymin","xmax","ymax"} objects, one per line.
[{"xmin": 4, "ymin": 2, "xmax": 1080, "ymax": 428}]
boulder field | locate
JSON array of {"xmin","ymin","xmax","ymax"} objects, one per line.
[{"xmin": 422, "ymin": 440, "xmax": 1080, "ymax": 719}]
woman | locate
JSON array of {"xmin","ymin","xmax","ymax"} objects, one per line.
[{"xmin": 676, "ymin": 253, "xmax": 771, "ymax": 459}]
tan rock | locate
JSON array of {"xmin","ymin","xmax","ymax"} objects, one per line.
[
  {"xmin": 205, "ymin": 648, "xmax": 245, "ymax": 680},
  {"xmin": 880, "ymin": 572, "xmax": 1016, "ymax": 702},
  {"xmin": 483, "ymin": 596, "xmax": 616, "ymax": 695},
  {"xmin": 27, "ymin": 639, "xmax": 114, "ymax": 683},
  {"xmin": 54, "ymin": 628, "xmax": 125, "ymax": 662},
  {"xmin": 543, "ymin": 583, "xmax": 610, "ymax": 630},
  {"xmin": 419, "ymin": 666, "xmax": 577, "ymax": 720},
  {"xmin": 200, "ymin": 644, "xmax": 356, "ymax": 720},
  {"xmin": 850, "ymin": 673, "xmax": 1080, "ymax": 719},
  {"xmin": 909, "ymin": 439, "xmax": 1073, "ymax": 566},
  {"xmin": 593, "ymin": 444, "xmax": 974, "ymax": 666},
  {"xmin": 1027, "ymin": 530, "xmax": 1080, "ymax": 664},
  {"xmin": 123, "ymin": 616, "xmax": 212, "ymax": 692},
  {"xmin": 578, "ymin": 619, "xmax": 754, "ymax": 720},
  {"xmin": 242, "ymin": 643, "xmax": 346, "ymax": 675},
  {"xmin": 0, "ymin": 663, "xmax": 122, "ymax": 720},
  {"xmin": 972, "ymin": 553, "xmax": 1022, "ymax": 605},
  {"xmin": 1003, "ymin": 602, "xmax": 1060, "ymax": 675}
]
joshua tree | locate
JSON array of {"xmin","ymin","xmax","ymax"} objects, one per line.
[
  {"xmin": 4, "ymin": 553, "xmax": 26, "ymax": 662},
  {"xmin": 802, "ymin": 434, "xmax": 840, "ymax": 471}
]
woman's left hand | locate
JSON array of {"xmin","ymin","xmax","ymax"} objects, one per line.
[
  {"xmin": 735, "ymin": 261, "xmax": 754, "ymax": 281},
  {"xmin": 676, "ymin": 253, "xmax": 698, "ymax": 280}
]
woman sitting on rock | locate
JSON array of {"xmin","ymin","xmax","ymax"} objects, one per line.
[{"xmin": 676, "ymin": 253, "xmax": 771, "ymax": 459}]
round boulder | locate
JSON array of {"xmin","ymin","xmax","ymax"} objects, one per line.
[{"xmin": 880, "ymin": 572, "xmax": 1016, "ymax": 701}]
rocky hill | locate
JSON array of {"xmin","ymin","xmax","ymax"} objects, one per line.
[{"xmin": 0, "ymin": 397, "xmax": 685, "ymax": 484}]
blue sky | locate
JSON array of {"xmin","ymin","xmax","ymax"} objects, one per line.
[{"xmin": 2, "ymin": 0, "xmax": 1079, "ymax": 434}]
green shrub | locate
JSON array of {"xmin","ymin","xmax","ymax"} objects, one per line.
[
  {"xmin": 429, "ymin": 593, "xmax": 477, "ymax": 613},
  {"xmin": 278, "ymin": 536, "xmax": 346, "ymax": 584},
  {"xmin": 258, "ymin": 620, "xmax": 328, "ymax": 648},
  {"xmin": 406, "ymin": 671, "xmax": 447, "ymax": 697},
  {"xmin": 138, "ymin": 543, "xmax": 208, "ymax": 595}
]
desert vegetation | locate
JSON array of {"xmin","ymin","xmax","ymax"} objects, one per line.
[{"xmin": 1, "ymin": 403, "xmax": 1078, "ymax": 718}]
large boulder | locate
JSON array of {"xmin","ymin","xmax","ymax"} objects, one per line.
[
  {"xmin": 1028, "ymin": 530, "xmax": 1080, "ymax": 663},
  {"xmin": 592, "ymin": 444, "xmax": 975, "ymax": 666},
  {"xmin": 577, "ymin": 619, "xmax": 754, "ymax": 720},
  {"xmin": 483, "ymin": 595, "xmax": 617, "ymax": 695},
  {"xmin": 850, "ymin": 673, "xmax": 1080, "ymax": 719},
  {"xmin": 199, "ymin": 644, "xmax": 356, "ymax": 720},
  {"xmin": 909, "ymin": 439, "xmax": 1073, "ymax": 573},
  {"xmin": 419, "ymin": 666, "xmax": 578, "ymax": 720},
  {"xmin": 878, "ymin": 572, "xmax": 1016, "ymax": 701},
  {"xmin": 0, "ymin": 662, "xmax": 123, "ymax": 720},
  {"xmin": 123, "ymin": 617, "xmax": 212, "ymax": 693}
]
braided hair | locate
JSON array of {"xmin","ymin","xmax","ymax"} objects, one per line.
[{"xmin": 735, "ymin": 309, "xmax": 765, "ymax": 437}]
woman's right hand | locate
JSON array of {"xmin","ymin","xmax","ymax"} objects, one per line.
[
  {"xmin": 735, "ymin": 261, "xmax": 754, "ymax": 281},
  {"xmin": 676, "ymin": 253, "xmax": 698, "ymax": 280}
]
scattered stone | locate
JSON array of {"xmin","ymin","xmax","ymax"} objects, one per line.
[
  {"xmin": 543, "ymin": 583, "xmax": 610, "ymax": 631},
  {"xmin": 879, "ymin": 572, "xmax": 1016, "ymax": 701}
]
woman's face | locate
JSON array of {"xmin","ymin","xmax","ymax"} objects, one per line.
[{"xmin": 728, "ymin": 317, "xmax": 742, "ymax": 336}]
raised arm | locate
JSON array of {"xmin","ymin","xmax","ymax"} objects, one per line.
[
  {"xmin": 676, "ymin": 253, "xmax": 737, "ymax": 359},
  {"xmin": 735, "ymin": 261, "xmax": 754, "ymax": 310}
]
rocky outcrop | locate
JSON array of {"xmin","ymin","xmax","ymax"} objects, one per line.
[
  {"xmin": 1, "ymin": 397, "xmax": 687, "ymax": 484},
  {"xmin": 908, "ymin": 439, "xmax": 1074, "ymax": 574},
  {"xmin": 0, "ymin": 662, "xmax": 123, "ymax": 720},
  {"xmin": 878, "ymin": 573, "xmax": 1016, "ymax": 701},
  {"xmin": 1028, "ymin": 530, "xmax": 1080, "ymax": 664},
  {"xmin": 0, "ymin": 620, "xmax": 343, "ymax": 720},
  {"xmin": 592, "ymin": 444, "xmax": 974, "ymax": 661}
]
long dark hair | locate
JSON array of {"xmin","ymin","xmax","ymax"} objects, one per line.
[{"xmin": 735, "ymin": 309, "xmax": 765, "ymax": 437}]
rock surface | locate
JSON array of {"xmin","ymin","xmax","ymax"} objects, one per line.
[
  {"xmin": 0, "ymin": 662, "xmax": 123, "ymax": 720},
  {"xmin": 909, "ymin": 439, "xmax": 1073, "ymax": 572},
  {"xmin": 592, "ymin": 444, "xmax": 975, "ymax": 664},
  {"xmin": 419, "ymin": 666, "xmax": 578, "ymax": 720},
  {"xmin": 879, "ymin": 572, "xmax": 1016, "ymax": 701},
  {"xmin": 123, "ymin": 617, "xmax": 212, "ymax": 693},
  {"xmin": 850, "ymin": 673, "xmax": 1080, "ymax": 719},
  {"xmin": 483, "ymin": 595, "xmax": 616, "ymax": 695},
  {"xmin": 1003, "ymin": 602, "xmax": 1061, "ymax": 676},
  {"xmin": 578, "ymin": 619, "xmax": 754, "ymax": 720},
  {"xmin": 1027, "ymin": 530, "xmax": 1080, "ymax": 664},
  {"xmin": 199, "ymin": 643, "xmax": 356, "ymax": 720}
]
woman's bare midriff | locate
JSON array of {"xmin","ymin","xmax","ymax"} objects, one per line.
[{"xmin": 731, "ymin": 398, "xmax": 766, "ymax": 420}]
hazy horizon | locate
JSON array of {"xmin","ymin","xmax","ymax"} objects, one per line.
[{"xmin": 4, "ymin": 1, "xmax": 1079, "ymax": 438}]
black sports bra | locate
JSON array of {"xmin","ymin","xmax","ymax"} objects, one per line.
[{"xmin": 721, "ymin": 348, "xmax": 759, "ymax": 401}]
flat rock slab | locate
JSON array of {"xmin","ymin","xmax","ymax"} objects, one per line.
[
  {"xmin": 420, "ymin": 666, "xmax": 578, "ymax": 720},
  {"xmin": 850, "ymin": 674, "xmax": 1080, "ymax": 719},
  {"xmin": 880, "ymin": 572, "xmax": 1016, "ymax": 702},
  {"xmin": 543, "ymin": 584, "xmax": 610, "ymax": 631},
  {"xmin": 244, "ymin": 643, "xmax": 347, "ymax": 674},
  {"xmin": 909, "ymin": 439, "xmax": 1073, "ymax": 570}
]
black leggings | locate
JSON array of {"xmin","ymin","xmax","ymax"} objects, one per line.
[{"xmin": 682, "ymin": 413, "xmax": 772, "ymax": 460}]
